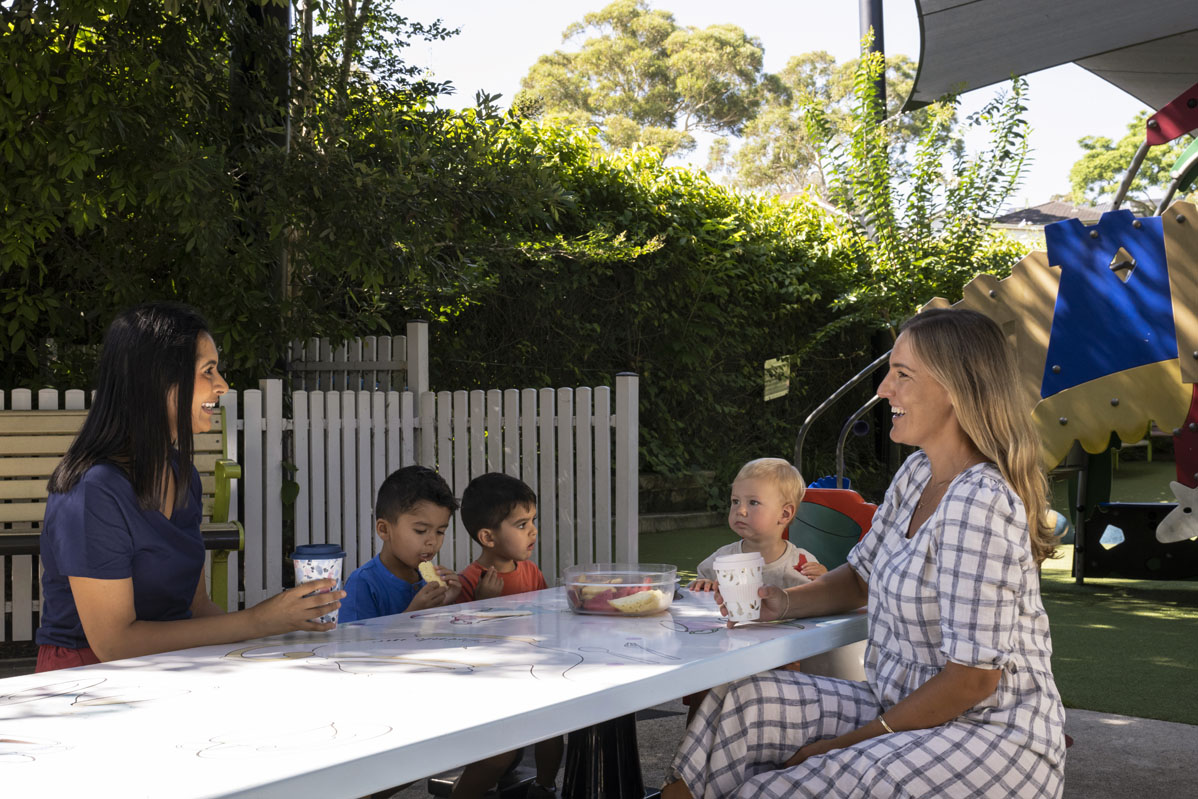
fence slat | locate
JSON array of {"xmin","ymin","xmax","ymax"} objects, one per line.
[
  {"xmin": 325, "ymin": 392, "xmax": 343, "ymax": 565},
  {"xmin": 576, "ymin": 387, "xmax": 594, "ymax": 565},
  {"xmin": 452, "ymin": 391, "xmax": 470, "ymax": 570},
  {"xmin": 310, "ymin": 392, "xmax": 327, "ymax": 546},
  {"xmin": 358, "ymin": 391, "xmax": 373, "ymax": 566},
  {"xmin": 221, "ymin": 390, "xmax": 241, "ymax": 610},
  {"xmin": 263, "ymin": 380, "xmax": 284, "ymax": 597},
  {"xmin": 401, "ymin": 391, "xmax": 416, "ymax": 468},
  {"xmin": 6, "ymin": 388, "xmax": 33, "ymax": 638},
  {"xmin": 521, "ymin": 389, "xmax": 538, "ymax": 503},
  {"xmin": 556, "ymin": 389, "xmax": 575, "ymax": 577},
  {"xmin": 372, "ymin": 391, "xmax": 387, "ymax": 558},
  {"xmin": 538, "ymin": 388, "xmax": 557, "ymax": 580},
  {"xmin": 615, "ymin": 374, "xmax": 639, "ymax": 563},
  {"xmin": 386, "ymin": 391, "xmax": 401, "ymax": 476},
  {"xmin": 243, "ymin": 388, "xmax": 265, "ymax": 605},
  {"xmin": 486, "ymin": 389, "xmax": 502, "ymax": 474},
  {"xmin": 469, "ymin": 391, "xmax": 485, "ymax": 480},
  {"xmin": 419, "ymin": 392, "xmax": 436, "ymax": 468},
  {"xmin": 363, "ymin": 337, "xmax": 377, "ymax": 392},
  {"xmin": 434, "ymin": 391, "xmax": 455, "ymax": 568},
  {"xmin": 503, "ymin": 389, "xmax": 520, "ymax": 478},
  {"xmin": 594, "ymin": 387, "xmax": 613, "ymax": 563},
  {"xmin": 341, "ymin": 390, "xmax": 358, "ymax": 575},
  {"xmin": 294, "ymin": 392, "xmax": 310, "ymax": 548}
]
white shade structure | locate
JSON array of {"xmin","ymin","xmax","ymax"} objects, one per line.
[{"xmin": 904, "ymin": 0, "xmax": 1198, "ymax": 111}]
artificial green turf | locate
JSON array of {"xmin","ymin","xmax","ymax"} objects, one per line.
[{"xmin": 1040, "ymin": 550, "xmax": 1198, "ymax": 725}]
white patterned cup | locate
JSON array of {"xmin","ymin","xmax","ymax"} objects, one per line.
[
  {"xmin": 713, "ymin": 552, "xmax": 766, "ymax": 622},
  {"xmin": 290, "ymin": 544, "xmax": 346, "ymax": 624}
]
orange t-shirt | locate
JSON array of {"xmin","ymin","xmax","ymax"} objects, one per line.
[{"xmin": 458, "ymin": 560, "xmax": 548, "ymax": 602}]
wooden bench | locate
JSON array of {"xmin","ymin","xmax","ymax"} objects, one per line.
[{"xmin": 0, "ymin": 408, "xmax": 244, "ymax": 623}]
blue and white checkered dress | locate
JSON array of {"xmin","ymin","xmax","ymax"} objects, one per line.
[{"xmin": 670, "ymin": 452, "xmax": 1066, "ymax": 798}]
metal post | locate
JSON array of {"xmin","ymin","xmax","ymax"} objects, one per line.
[{"xmin": 860, "ymin": 0, "xmax": 886, "ymax": 116}]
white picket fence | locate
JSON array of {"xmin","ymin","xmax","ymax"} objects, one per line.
[
  {"xmin": 286, "ymin": 321, "xmax": 429, "ymax": 395},
  {"xmin": 1, "ymin": 374, "xmax": 639, "ymax": 637}
]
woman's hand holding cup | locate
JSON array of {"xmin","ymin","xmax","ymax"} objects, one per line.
[{"xmin": 715, "ymin": 584, "xmax": 790, "ymax": 627}]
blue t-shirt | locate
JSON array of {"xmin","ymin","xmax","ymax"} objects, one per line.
[
  {"xmin": 339, "ymin": 555, "xmax": 424, "ymax": 623},
  {"xmin": 35, "ymin": 462, "xmax": 206, "ymax": 650}
]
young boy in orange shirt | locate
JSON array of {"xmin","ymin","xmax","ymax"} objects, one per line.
[
  {"xmin": 457, "ymin": 472, "xmax": 549, "ymax": 602},
  {"xmin": 451, "ymin": 473, "xmax": 560, "ymax": 799}
]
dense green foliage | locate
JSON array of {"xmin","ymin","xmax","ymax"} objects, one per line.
[
  {"xmin": 1, "ymin": 0, "xmax": 464, "ymax": 382},
  {"xmin": 3, "ymin": 1, "xmax": 1031, "ymax": 489}
]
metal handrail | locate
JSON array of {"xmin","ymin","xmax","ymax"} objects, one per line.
[
  {"xmin": 793, "ymin": 349, "xmax": 891, "ymax": 474},
  {"xmin": 834, "ymin": 394, "xmax": 884, "ymax": 487}
]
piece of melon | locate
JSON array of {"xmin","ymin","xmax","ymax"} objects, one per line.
[{"xmin": 607, "ymin": 589, "xmax": 666, "ymax": 614}]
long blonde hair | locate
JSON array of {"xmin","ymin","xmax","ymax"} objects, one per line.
[{"xmin": 902, "ymin": 308, "xmax": 1057, "ymax": 562}]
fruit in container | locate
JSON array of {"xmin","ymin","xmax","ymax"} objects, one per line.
[{"xmin": 562, "ymin": 563, "xmax": 677, "ymax": 616}]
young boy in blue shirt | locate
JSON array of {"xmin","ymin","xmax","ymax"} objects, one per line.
[{"xmin": 339, "ymin": 465, "xmax": 462, "ymax": 623}]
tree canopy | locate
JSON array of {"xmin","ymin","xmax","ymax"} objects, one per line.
[
  {"xmin": 3, "ymin": 0, "xmax": 1032, "ymax": 490},
  {"xmin": 1069, "ymin": 111, "xmax": 1197, "ymax": 215},
  {"xmin": 515, "ymin": 0, "xmax": 770, "ymax": 159},
  {"xmin": 705, "ymin": 50, "xmax": 953, "ymax": 195}
]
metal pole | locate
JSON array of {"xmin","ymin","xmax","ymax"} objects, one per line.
[{"xmin": 860, "ymin": 0, "xmax": 886, "ymax": 116}]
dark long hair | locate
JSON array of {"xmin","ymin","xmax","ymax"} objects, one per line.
[{"xmin": 49, "ymin": 302, "xmax": 211, "ymax": 511}]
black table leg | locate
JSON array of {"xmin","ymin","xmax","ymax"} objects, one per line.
[{"xmin": 562, "ymin": 713, "xmax": 645, "ymax": 799}]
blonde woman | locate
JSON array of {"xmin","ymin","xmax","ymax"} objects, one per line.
[{"xmin": 664, "ymin": 307, "xmax": 1065, "ymax": 798}]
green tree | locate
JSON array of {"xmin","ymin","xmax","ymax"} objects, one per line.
[
  {"xmin": 802, "ymin": 47, "xmax": 1031, "ymax": 337},
  {"xmin": 706, "ymin": 50, "xmax": 957, "ymax": 195},
  {"xmin": 1069, "ymin": 111, "xmax": 1196, "ymax": 215},
  {"xmin": 515, "ymin": 0, "xmax": 769, "ymax": 159}
]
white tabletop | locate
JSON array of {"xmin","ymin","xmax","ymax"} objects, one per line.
[{"xmin": 0, "ymin": 588, "xmax": 866, "ymax": 798}]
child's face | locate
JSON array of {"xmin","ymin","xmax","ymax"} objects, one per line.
[
  {"xmin": 728, "ymin": 477, "xmax": 795, "ymax": 545},
  {"xmin": 480, "ymin": 503, "xmax": 538, "ymax": 562},
  {"xmin": 377, "ymin": 500, "xmax": 452, "ymax": 573}
]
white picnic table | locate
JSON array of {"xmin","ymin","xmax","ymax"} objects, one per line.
[{"xmin": 0, "ymin": 587, "xmax": 867, "ymax": 798}]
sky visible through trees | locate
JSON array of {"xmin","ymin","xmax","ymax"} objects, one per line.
[{"xmin": 398, "ymin": 0, "xmax": 1152, "ymax": 208}]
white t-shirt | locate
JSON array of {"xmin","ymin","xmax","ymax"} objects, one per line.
[{"xmin": 696, "ymin": 539, "xmax": 819, "ymax": 588}]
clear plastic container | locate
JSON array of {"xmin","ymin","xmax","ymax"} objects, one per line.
[{"xmin": 562, "ymin": 563, "xmax": 678, "ymax": 616}]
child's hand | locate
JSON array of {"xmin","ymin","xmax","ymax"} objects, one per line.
[
  {"xmin": 437, "ymin": 567, "xmax": 463, "ymax": 605},
  {"xmin": 475, "ymin": 567, "xmax": 505, "ymax": 600},
  {"xmin": 688, "ymin": 578, "xmax": 717, "ymax": 592},
  {"xmin": 406, "ymin": 581, "xmax": 449, "ymax": 612},
  {"xmin": 800, "ymin": 562, "xmax": 827, "ymax": 579}
]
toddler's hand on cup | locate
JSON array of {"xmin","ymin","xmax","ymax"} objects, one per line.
[{"xmin": 688, "ymin": 578, "xmax": 717, "ymax": 592}]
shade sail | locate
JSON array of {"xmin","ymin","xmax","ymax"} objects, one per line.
[{"xmin": 905, "ymin": 0, "xmax": 1198, "ymax": 111}]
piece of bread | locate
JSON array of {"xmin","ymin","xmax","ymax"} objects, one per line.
[
  {"xmin": 607, "ymin": 589, "xmax": 666, "ymax": 614},
  {"xmin": 418, "ymin": 561, "xmax": 444, "ymax": 585}
]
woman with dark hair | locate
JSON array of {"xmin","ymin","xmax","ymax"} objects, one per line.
[
  {"xmin": 663, "ymin": 307, "xmax": 1066, "ymax": 798},
  {"xmin": 35, "ymin": 302, "xmax": 344, "ymax": 672}
]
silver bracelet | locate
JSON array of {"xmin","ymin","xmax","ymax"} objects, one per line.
[
  {"xmin": 878, "ymin": 714, "xmax": 896, "ymax": 734},
  {"xmin": 779, "ymin": 590, "xmax": 791, "ymax": 620}
]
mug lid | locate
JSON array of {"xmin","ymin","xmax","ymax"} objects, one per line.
[{"xmin": 291, "ymin": 544, "xmax": 346, "ymax": 560}]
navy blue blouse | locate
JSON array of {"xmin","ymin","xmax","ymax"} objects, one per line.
[{"xmin": 35, "ymin": 462, "xmax": 206, "ymax": 650}]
